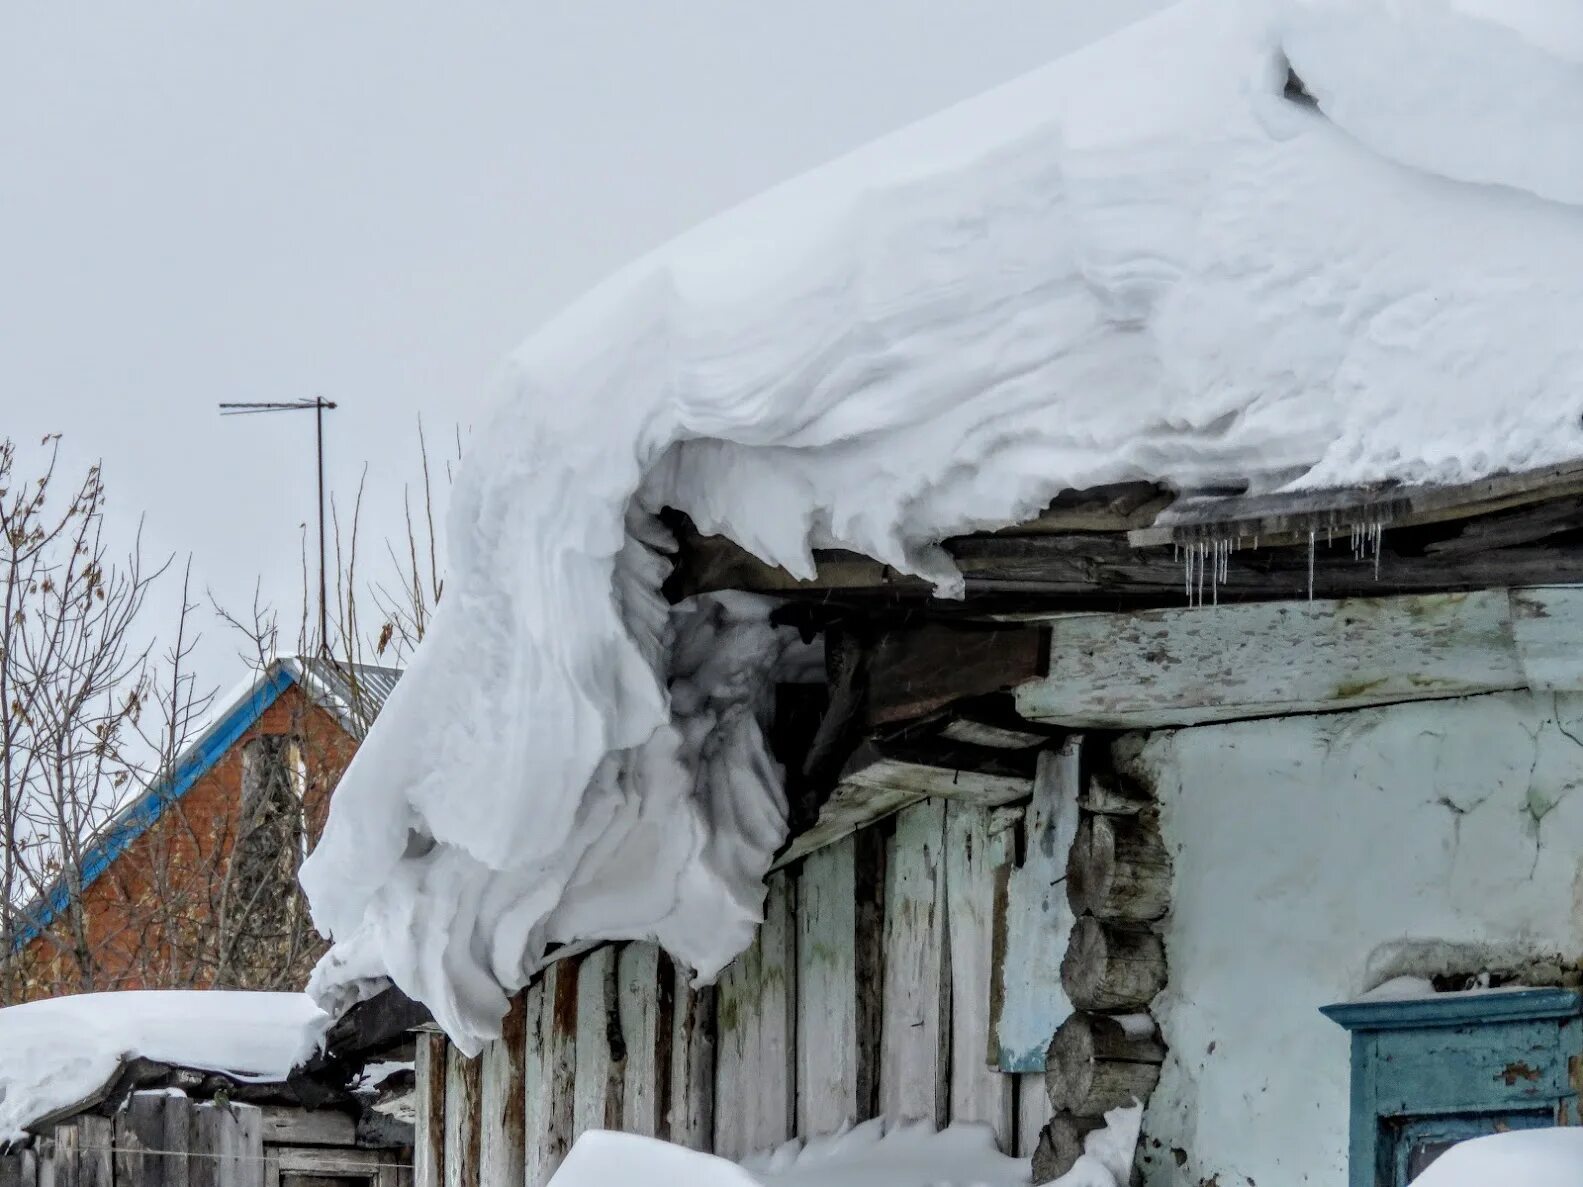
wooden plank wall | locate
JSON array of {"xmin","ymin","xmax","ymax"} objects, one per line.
[{"xmin": 423, "ymin": 797, "xmax": 1052, "ymax": 1186}]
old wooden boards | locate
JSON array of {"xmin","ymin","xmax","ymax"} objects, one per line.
[
  {"xmin": 1017, "ymin": 587, "xmax": 1583, "ymax": 729},
  {"xmin": 0, "ymin": 1095, "xmax": 270, "ymax": 1187},
  {"xmin": 423, "ymin": 945, "xmax": 712, "ymax": 1187},
  {"xmin": 420, "ymin": 795, "xmax": 1061, "ymax": 1185}
]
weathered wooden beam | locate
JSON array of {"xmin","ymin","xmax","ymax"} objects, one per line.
[
  {"xmin": 669, "ymin": 490, "xmax": 1583, "ymax": 608},
  {"xmin": 865, "ymin": 623, "xmax": 1048, "ymax": 726},
  {"xmin": 1015, "ymin": 587, "xmax": 1577, "ymax": 729},
  {"xmin": 774, "ymin": 730, "xmax": 1042, "ymax": 869},
  {"xmin": 837, "ymin": 737, "xmax": 1038, "ymax": 808},
  {"xmin": 1133, "ymin": 459, "xmax": 1583, "ymax": 548}
]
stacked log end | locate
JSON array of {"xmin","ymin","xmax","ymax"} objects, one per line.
[{"xmin": 1035, "ymin": 764, "xmax": 1172, "ymax": 1184}]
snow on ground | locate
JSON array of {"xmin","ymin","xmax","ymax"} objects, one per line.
[
  {"xmin": 0, "ymin": 991, "xmax": 329, "ymax": 1142},
  {"xmin": 1411, "ymin": 1128, "xmax": 1583, "ymax": 1186},
  {"xmin": 546, "ymin": 1109, "xmax": 1137, "ymax": 1186},
  {"xmin": 301, "ymin": 0, "xmax": 1583, "ymax": 1049},
  {"xmin": 549, "ymin": 1122, "xmax": 1028, "ymax": 1187}
]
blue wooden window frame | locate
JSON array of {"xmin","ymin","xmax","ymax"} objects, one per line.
[{"xmin": 1322, "ymin": 988, "xmax": 1582, "ymax": 1187}]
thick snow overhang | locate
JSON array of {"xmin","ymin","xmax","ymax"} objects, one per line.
[
  {"xmin": 0, "ymin": 991, "xmax": 331, "ymax": 1142},
  {"xmin": 299, "ymin": 0, "xmax": 1583, "ymax": 1053}
]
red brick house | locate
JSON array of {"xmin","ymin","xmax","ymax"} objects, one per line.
[{"xmin": 8, "ymin": 658, "xmax": 400, "ymax": 1000}]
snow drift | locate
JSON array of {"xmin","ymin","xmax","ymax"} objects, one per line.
[
  {"xmin": 0, "ymin": 991, "xmax": 329, "ymax": 1142},
  {"xmin": 1410, "ymin": 1128, "xmax": 1583, "ymax": 1186},
  {"xmin": 301, "ymin": 0, "xmax": 1583, "ymax": 1049},
  {"xmin": 543, "ymin": 1110, "xmax": 1137, "ymax": 1186},
  {"xmin": 547, "ymin": 1121, "xmax": 1030, "ymax": 1187}
]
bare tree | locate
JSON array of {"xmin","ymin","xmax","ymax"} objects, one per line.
[
  {"xmin": 1, "ymin": 422, "xmax": 461, "ymax": 1001},
  {"xmin": 0, "ymin": 436, "xmax": 212, "ymax": 1002}
]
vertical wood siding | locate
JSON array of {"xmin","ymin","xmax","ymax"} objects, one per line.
[{"xmin": 423, "ymin": 795, "xmax": 1057, "ymax": 1186}]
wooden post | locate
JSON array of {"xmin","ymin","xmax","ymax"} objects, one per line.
[{"xmin": 1045, "ymin": 1012, "xmax": 1165, "ymax": 1116}]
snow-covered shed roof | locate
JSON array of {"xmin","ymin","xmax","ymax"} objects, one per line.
[
  {"xmin": 0, "ymin": 991, "xmax": 328, "ymax": 1142},
  {"xmin": 299, "ymin": 0, "xmax": 1583, "ymax": 1051},
  {"xmin": 12, "ymin": 657, "xmax": 401, "ymax": 951}
]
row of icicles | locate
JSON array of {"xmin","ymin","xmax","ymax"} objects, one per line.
[{"xmin": 1175, "ymin": 520, "xmax": 1388, "ymax": 606}]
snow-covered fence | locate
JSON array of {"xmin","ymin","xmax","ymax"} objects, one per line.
[
  {"xmin": 0, "ymin": 1093, "xmax": 408, "ymax": 1187},
  {"xmin": 417, "ymin": 790, "xmax": 1070, "ymax": 1186}
]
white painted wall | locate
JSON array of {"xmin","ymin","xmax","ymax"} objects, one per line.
[{"xmin": 1123, "ymin": 691, "xmax": 1583, "ymax": 1187}]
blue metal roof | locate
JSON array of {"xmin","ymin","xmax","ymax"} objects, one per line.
[{"xmin": 10, "ymin": 658, "xmax": 400, "ymax": 951}]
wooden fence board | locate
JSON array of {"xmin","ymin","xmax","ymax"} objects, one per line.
[
  {"xmin": 0, "ymin": 1149, "xmax": 36, "ymax": 1187},
  {"xmin": 414, "ymin": 1033, "xmax": 447, "ymax": 1187},
  {"xmin": 53, "ymin": 1115, "xmax": 114, "ymax": 1187},
  {"xmin": 617, "ymin": 943, "xmax": 668, "ymax": 1137},
  {"xmin": 521, "ymin": 981, "xmax": 547, "ymax": 1187},
  {"xmin": 573, "ymin": 946, "xmax": 624, "ymax": 1137},
  {"xmin": 946, "ymin": 801, "xmax": 1016, "ymax": 1148},
  {"xmin": 669, "ymin": 966, "xmax": 715, "ymax": 1151},
  {"xmin": 444, "ymin": 1044, "xmax": 481, "ymax": 1187},
  {"xmin": 796, "ymin": 838, "xmax": 860, "ymax": 1138},
  {"xmin": 188, "ymin": 1102, "xmax": 263, "ymax": 1187},
  {"xmin": 880, "ymin": 799, "xmax": 950, "ymax": 1127},
  {"xmin": 532, "ymin": 959, "xmax": 579, "ymax": 1183},
  {"xmin": 714, "ymin": 871, "xmax": 795, "ymax": 1159},
  {"xmin": 481, "ymin": 991, "xmax": 528, "ymax": 1187},
  {"xmin": 115, "ymin": 1094, "xmax": 179, "ymax": 1187}
]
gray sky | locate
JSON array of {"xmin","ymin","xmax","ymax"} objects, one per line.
[{"xmin": 2, "ymin": 1, "xmax": 1166, "ymax": 691}]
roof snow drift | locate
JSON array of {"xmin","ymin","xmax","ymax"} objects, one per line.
[
  {"xmin": 300, "ymin": 0, "xmax": 1583, "ymax": 1050},
  {"xmin": 0, "ymin": 991, "xmax": 329, "ymax": 1142}
]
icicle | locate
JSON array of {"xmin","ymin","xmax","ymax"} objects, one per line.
[{"xmin": 1307, "ymin": 528, "xmax": 1316, "ymax": 601}]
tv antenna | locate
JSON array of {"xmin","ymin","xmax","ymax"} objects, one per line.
[{"xmin": 218, "ymin": 397, "xmax": 338, "ymax": 656}]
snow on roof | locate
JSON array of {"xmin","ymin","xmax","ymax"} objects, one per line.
[
  {"xmin": 300, "ymin": 0, "xmax": 1583, "ymax": 1050},
  {"xmin": 0, "ymin": 991, "xmax": 329, "ymax": 1142}
]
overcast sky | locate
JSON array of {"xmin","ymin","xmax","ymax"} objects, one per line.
[{"xmin": 2, "ymin": 1, "xmax": 1166, "ymax": 692}]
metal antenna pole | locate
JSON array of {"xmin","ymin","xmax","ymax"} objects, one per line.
[
  {"xmin": 219, "ymin": 398, "xmax": 339, "ymax": 657},
  {"xmin": 316, "ymin": 397, "xmax": 329, "ymax": 654}
]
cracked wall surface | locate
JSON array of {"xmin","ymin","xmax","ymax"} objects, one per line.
[{"xmin": 1118, "ymin": 691, "xmax": 1583, "ymax": 1187}]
